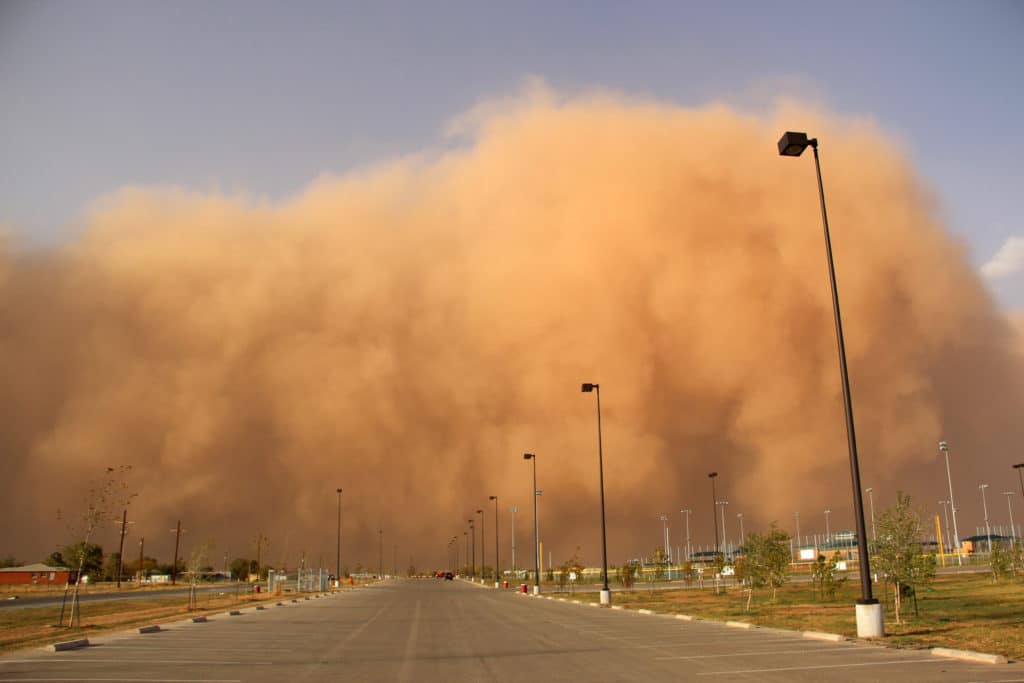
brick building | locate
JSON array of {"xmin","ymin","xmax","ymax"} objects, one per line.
[{"xmin": 0, "ymin": 563, "xmax": 75, "ymax": 586}]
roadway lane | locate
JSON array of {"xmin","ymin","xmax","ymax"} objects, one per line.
[{"xmin": 1, "ymin": 579, "xmax": 1020, "ymax": 682}]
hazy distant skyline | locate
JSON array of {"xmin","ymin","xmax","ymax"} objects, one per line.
[{"xmin": 1, "ymin": 1, "xmax": 1022, "ymax": 307}]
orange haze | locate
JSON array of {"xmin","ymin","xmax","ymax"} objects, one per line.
[{"xmin": 2, "ymin": 90, "xmax": 1021, "ymax": 571}]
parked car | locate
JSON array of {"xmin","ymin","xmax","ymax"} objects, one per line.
[{"xmin": 444, "ymin": 572, "xmax": 454, "ymax": 580}]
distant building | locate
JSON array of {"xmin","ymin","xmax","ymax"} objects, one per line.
[{"xmin": 0, "ymin": 563, "xmax": 76, "ymax": 586}]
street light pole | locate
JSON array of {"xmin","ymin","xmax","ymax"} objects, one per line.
[
  {"xmin": 1002, "ymin": 492, "xmax": 1017, "ymax": 541},
  {"xmin": 737, "ymin": 513, "xmax": 745, "ymax": 546},
  {"xmin": 378, "ymin": 529, "xmax": 383, "ymax": 579},
  {"xmin": 824, "ymin": 509, "xmax": 832, "ymax": 543},
  {"xmin": 794, "ymin": 511, "xmax": 801, "ymax": 560},
  {"xmin": 581, "ymin": 383, "xmax": 611, "ymax": 606},
  {"xmin": 659, "ymin": 515, "xmax": 669, "ymax": 561},
  {"xmin": 510, "ymin": 505, "xmax": 518, "ymax": 573},
  {"xmin": 680, "ymin": 509, "xmax": 692, "ymax": 561},
  {"xmin": 1014, "ymin": 464, "xmax": 1024, "ymax": 507},
  {"xmin": 865, "ymin": 488, "xmax": 877, "ymax": 543},
  {"xmin": 939, "ymin": 441, "xmax": 963, "ymax": 566},
  {"xmin": 336, "ymin": 488, "xmax": 342, "ymax": 583},
  {"xmin": 778, "ymin": 131, "xmax": 881, "ymax": 638},
  {"xmin": 979, "ymin": 484, "xmax": 992, "ymax": 554},
  {"xmin": 708, "ymin": 473, "xmax": 720, "ymax": 560},
  {"xmin": 489, "ymin": 496, "xmax": 500, "ymax": 588},
  {"xmin": 468, "ymin": 519, "xmax": 475, "ymax": 579},
  {"xmin": 476, "ymin": 508, "xmax": 485, "ymax": 583},
  {"xmin": 524, "ymin": 453, "xmax": 540, "ymax": 594},
  {"xmin": 939, "ymin": 500, "xmax": 952, "ymax": 553},
  {"xmin": 717, "ymin": 500, "xmax": 729, "ymax": 557}
]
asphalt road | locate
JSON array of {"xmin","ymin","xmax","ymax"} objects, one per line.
[{"xmin": 1, "ymin": 578, "xmax": 1020, "ymax": 682}]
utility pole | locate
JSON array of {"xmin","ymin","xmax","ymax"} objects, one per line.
[
  {"xmin": 114, "ymin": 509, "xmax": 132, "ymax": 588},
  {"xmin": 255, "ymin": 532, "xmax": 267, "ymax": 583},
  {"xmin": 170, "ymin": 521, "xmax": 183, "ymax": 586},
  {"xmin": 137, "ymin": 537, "xmax": 145, "ymax": 583}
]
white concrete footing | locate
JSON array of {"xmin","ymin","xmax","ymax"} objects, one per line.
[
  {"xmin": 855, "ymin": 602, "xmax": 884, "ymax": 638},
  {"xmin": 599, "ymin": 589, "xmax": 611, "ymax": 606},
  {"xmin": 532, "ymin": 585, "xmax": 540, "ymax": 595}
]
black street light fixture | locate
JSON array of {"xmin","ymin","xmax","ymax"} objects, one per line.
[
  {"xmin": 523, "ymin": 453, "xmax": 541, "ymax": 594},
  {"xmin": 489, "ymin": 495, "xmax": 500, "ymax": 588},
  {"xmin": 335, "ymin": 488, "xmax": 342, "ymax": 584},
  {"xmin": 581, "ymin": 383, "xmax": 611, "ymax": 606},
  {"xmin": 778, "ymin": 130, "xmax": 882, "ymax": 638},
  {"xmin": 708, "ymin": 473, "xmax": 719, "ymax": 559}
]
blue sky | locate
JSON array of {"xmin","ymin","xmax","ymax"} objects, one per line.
[{"xmin": 2, "ymin": 0, "xmax": 1021, "ymax": 307}]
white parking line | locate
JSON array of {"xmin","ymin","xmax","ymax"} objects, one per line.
[{"xmin": 696, "ymin": 658, "xmax": 943, "ymax": 675}]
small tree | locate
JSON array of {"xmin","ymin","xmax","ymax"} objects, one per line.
[
  {"xmin": 992, "ymin": 541, "xmax": 1014, "ymax": 582},
  {"xmin": 617, "ymin": 563, "xmax": 636, "ymax": 590},
  {"xmin": 681, "ymin": 560, "xmax": 695, "ymax": 587},
  {"xmin": 652, "ymin": 547, "xmax": 667, "ymax": 582},
  {"xmin": 734, "ymin": 525, "xmax": 791, "ymax": 610},
  {"xmin": 873, "ymin": 492, "xmax": 934, "ymax": 624},
  {"xmin": 811, "ymin": 554, "xmax": 846, "ymax": 600}
]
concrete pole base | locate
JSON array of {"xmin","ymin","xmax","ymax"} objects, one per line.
[
  {"xmin": 599, "ymin": 589, "xmax": 611, "ymax": 606},
  {"xmin": 532, "ymin": 585, "xmax": 540, "ymax": 595},
  {"xmin": 494, "ymin": 582, "xmax": 500, "ymax": 589},
  {"xmin": 855, "ymin": 602, "xmax": 884, "ymax": 638}
]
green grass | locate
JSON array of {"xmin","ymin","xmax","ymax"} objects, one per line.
[{"xmin": 565, "ymin": 573, "xmax": 1024, "ymax": 659}]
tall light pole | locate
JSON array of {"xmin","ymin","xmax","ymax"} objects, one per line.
[
  {"xmin": 824, "ymin": 509, "xmax": 832, "ymax": 543},
  {"xmin": 659, "ymin": 515, "xmax": 670, "ymax": 561},
  {"xmin": 524, "ymin": 453, "xmax": 540, "ymax": 594},
  {"xmin": 708, "ymin": 473, "xmax": 720, "ymax": 560},
  {"xmin": 979, "ymin": 484, "xmax": 992, "ymax": 554},
  {"xmin": 680, "ymin": 509, "xmax": 692, "ymax": 561},
  {"xmin": 510, "ymin": 505, "xmax": 518, "ymax": 573},
  {"xmin": 778, "ymin": 131, "xmax": 880, "ymax": 638},
  {"xmin": 378, "ymin": 529, "xmax": 383, "ymax": 579},
  {"xmin": 335, "ymin": 488, "xmax": 342, "ymax": 583},
  {"xmin": 939, "ymin": 441, "xmax": 962, "ymax": 566},
  {"xmin": 468, "ymin": 519, "xmax": 475, "ymax": 579},
  {"xmin": 939, "ymin": 500, "xmax": 952, "ymax": 553},
  {"xmin": 581, "ymin": 383, "xmax": 611, "ymax": 606},
  {"xmin": 476, "ymin": 508, "xmax": 485, "ymax": 582},
  {"xmin": 1002, "ymin": 491, "xmax": 1017, "ymax": 540},
  {"xmin": 737, "ymin": 513, "xmax": 745, "ymax": 546},
  {"xmin": 489, "ymin": 496, "xmax": 500, "ymax": 587},
  {"xmin": 717, "ymin": 500, "xmax": 729, "ymax": 557},
  {"xmin": 464, "ymin": 531, "xmax": 468, "ymax": 575},
  {"xmin": 865, "ymin": 487, "xmax": 877, "ymax": 543}
]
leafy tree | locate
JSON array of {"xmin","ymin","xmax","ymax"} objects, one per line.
[
  {"xmin": 0, "ymin": 556, "xmax": 21, "ymax": 568},
  {"xmin": 60, "ymin": 542, "xmax": 104, "ymax": 577},
  {"xmin": 734, "ymin": 524, "xmax": 792, "ymax": 609},
  {"xmin": 681, "ymin": 560, "xmax": 695, "ymax": 587},
  {"xmin": 991, "ymin": 541, "xmax": 1014, "ymax": 582},
  {"xmin": 617, "ymin": 563, "xmax": 636, "ymax": 590},
  {"xmin": 873, "ymin": 492, "xmax": 935, "ymax": 623},
  {"xmin": 811, "ymin": 554, "xmax": 846, "ymax": 600},
  {"xmin": 711, "ymin": 552, "xmax": 726, "ymax": 593},
  {"xmin": 45, "ymin": 551, "xmax": 65, "ymax": 567},
  {"xmin": 230, "ymin": 558, "xmax": 254, "ymax": 580},
  {"xmin": 652, "ymin": 547, "xmax": 667, "ymax": 582}
]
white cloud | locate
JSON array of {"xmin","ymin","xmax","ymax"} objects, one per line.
[{"xmin": 981, "ymin": 236, "xmax": 1024, "ymax": 279}]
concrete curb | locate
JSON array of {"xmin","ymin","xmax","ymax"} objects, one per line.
[
  {"xmin": 638, "ymin": 609, "xmax": 654, "ymax": 615},
  {"xmin": 137, "ymin": 625, "xmax": 161, "ymax": 634},
  {"xmin": 50, "ymin": 639, "xmax": 89, "ymax": 652},
  {"xmin": 726, "ymin": 621, "xmax": 753, "ymax": 629},
  {"xmin": 610, "ymin": 605, "xmax": 624, "ymax": 610},
  {"xmin": 674, "ymin": 614, "xmax": 695, "ymax": 621},
  {"xmin": 931, "ymin": 647, "xmax": 1007, "ymax": 664},
  {"xmin": 803, "ymin": 631, "xmax": 844, "ymax": 642},
  {"xmin": 228, "ymin": 610, "xmax": 242, "ymax": 616},
  {"xmin": 256, "ymin": 606, "xmax": 266, "ymax": 610}
]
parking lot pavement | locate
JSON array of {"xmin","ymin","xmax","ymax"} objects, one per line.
[{"xmin": 1, "ymin": 580, "xmax": 1021, "ymax": 682}]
